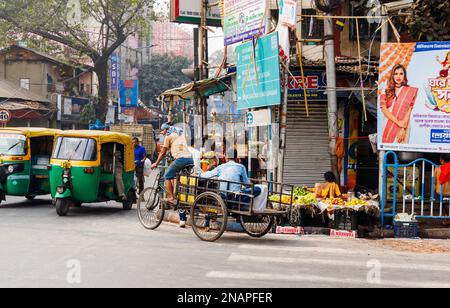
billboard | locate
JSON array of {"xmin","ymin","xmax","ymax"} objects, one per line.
[
  {"xmin": 378, "ymin": 42, "xmax": 450, "ymax": 153},
  {"xmin": 120, "ymin": 80, "xmax": 139, "ymax": 107},
  {"xmin": 236, "ymin": 32, "xmax": 281, "ymax": 110},
  {"xmin": 223, "ymin": 0, "xmax": 267, "ymax": 46},
  {"xmin": 170, "ymin": 0, "xmax": 221, "ymax": 27},
  {"xmin": 287, "ymin": 72, "xmax": 327, "ymax": 101}
]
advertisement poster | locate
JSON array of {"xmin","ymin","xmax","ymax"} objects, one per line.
[
  {"xmin": 287, "ymin": 72, "xmax": 327, "ymax": 101},
  {"xmin": 236, "ymin": 32, "xmax": 281, "ymax": 110},
  {"xmin": 170, "ymin": 0, "xmax": 221, "ymax": 27},
  {"xmin": 378, "ymin": 42, "xmax": 450, "ymax": 153},
  {"xmin": 120, "ymin": 80, "xmax": 139, "ymax": 107},
  {"xmin": 279, "ymin": 0, "xmax": 297, "ymax": 28},
  {"xmin": 223, "ymin": 0, "xmax": 267, "ymax": 46}
]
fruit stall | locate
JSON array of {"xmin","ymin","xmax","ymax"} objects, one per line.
[{"xmin": 269, "ymin": 188, "xmax": 380, "ymax": 231}]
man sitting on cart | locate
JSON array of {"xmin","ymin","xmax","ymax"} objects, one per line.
[{"xmin": 199, "ymin": 149, "xmax": 262, "ymax": 209}]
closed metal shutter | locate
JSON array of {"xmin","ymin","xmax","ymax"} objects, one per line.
[{"xmin": 283, "ymin": 101, "xmax": 331, "ymax": 186}]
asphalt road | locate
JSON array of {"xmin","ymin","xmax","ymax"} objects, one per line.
[{"xmin": 1, "ymin": 195, "xmax": 450, "ymax": 288}]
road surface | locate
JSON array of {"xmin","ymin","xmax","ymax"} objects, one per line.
[{"xmin": 1, "ymin": 196, "xmax": 450, "ymax": 288}]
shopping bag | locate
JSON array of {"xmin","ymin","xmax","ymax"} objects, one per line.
[{"xmin": 143, "ymin": 158, "xmax": 152, "ymax": 177}]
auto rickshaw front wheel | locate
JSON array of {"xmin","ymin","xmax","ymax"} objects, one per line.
[
  {"xmin": 25, "ymin": 195, "xmax": 36, "ymax": 201},
  {"xmin": 55, "ymin": 198, "xmax": 71, "ymax": 217}
]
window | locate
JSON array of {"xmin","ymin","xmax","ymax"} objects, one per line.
[
  {"xmin": 349, "ymin": 3, "xmax": 381, "ymax": 41},
  {"xmin": 20, "ymin": 79, "xmax": 30, "ymax": 90},
  {"xmin": 52, "ymin": 137, "xmax": 97, "ymax": 161},
  {"xmin": 0, "ymin": 134, "xmax": 27, "ymax": 156},
  {"xmin": 301, "ymin": 9, "xmax": 324, "ymax": 41}
]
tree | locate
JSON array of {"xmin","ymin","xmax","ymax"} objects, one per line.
[
  {"xmin": 0, "ymin": 0, "xmax": 155, "ymax": 121},
  {"xmin": 405, "ymin": 0, "xmax": 450, "ymax": 41},
  {"xmin": 138, "ymin": 54, "xmax": 192, "ymax": 106}
]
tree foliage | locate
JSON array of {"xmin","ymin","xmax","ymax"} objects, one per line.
[
  {"xmin": 0, "ymin": 0, "xmax": 155, "ymax": 120},
  {"xmin": 406, "ymin": 0, "xmax": 450, "ymax": 41},
  {"xmin": 138, "ymin": 54, "xmax": 192, "ymax": 106}
]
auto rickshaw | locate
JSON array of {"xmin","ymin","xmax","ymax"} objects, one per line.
[
  {"xmin": 0, "ymin": 128, "xmax": 61, "ymax": 204},
  {"xmin": 49, "ymin": 130, "xmax": 137, "ymax": 216}
]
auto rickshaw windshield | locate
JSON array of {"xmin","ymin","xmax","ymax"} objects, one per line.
[
  {"xmin": 52, "ymin": 137, "xmax": 97, "ymax": 161},
  {"xmin": 0, "ymin": 134, "xmax": 27, "ymax": 156}
]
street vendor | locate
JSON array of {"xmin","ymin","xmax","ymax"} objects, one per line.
[{"xmin": 315, "ymin": 171, "xmax": 342, "ymax": 199}]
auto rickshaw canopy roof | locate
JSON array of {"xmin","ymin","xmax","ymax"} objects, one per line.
[
  {"xmin": 0, "ymin": 127, "xmax": 61, "ymax": 138},
  {"xmin": 55, "ymin": 130, "xmax": 133, "ymax": 146}
]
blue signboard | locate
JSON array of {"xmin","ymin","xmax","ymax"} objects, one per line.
[
  {"xmin": 120, "ymin": 80, "xmax": 139, "ymax": 107},
  {"xmin": 110, "ymin": 53, "xmax": 120, "ymax": 91},
  {"xmin": 236, "ymin": 33, "xmax": 281, "ymax": 110},
  {"xmin": 287, "ymin": 71, "xmax": 327, "ymax": 101},
  {"xmin": 431, "ymin": 129, "xmax": 450, "ymax": 144}
]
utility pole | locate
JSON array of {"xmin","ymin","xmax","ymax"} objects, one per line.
[
  {"xmin": 199, "ymin": 0, "xmax": 209, "ymax": 145},
  {"xmin": 324, "ymin": 14, "xmax": 339, "ymax": 182},
  {"xmin": 379, "ymin": 4, "xmax": 388, "ymax": 199}
]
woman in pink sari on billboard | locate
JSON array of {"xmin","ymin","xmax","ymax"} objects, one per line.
[{"xmin": 380, "ymin": 64, "xmax": 418, "ymax": 144}]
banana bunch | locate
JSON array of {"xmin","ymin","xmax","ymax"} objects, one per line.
[{"xmin": 345, "ymin": 199, "xmax": 369, "ymax": 207}]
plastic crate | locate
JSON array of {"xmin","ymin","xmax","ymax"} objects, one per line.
[
  {"xmin": 331, "ymin": 210, "xmax": 358, "ymax": 231},
  {"xmin": 394, "ymin": 220, "xmax": 419, "ymax": 238}
]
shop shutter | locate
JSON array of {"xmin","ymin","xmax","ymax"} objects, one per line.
[{"xmin": 283, "ymin": 101, "xmax": 331, "ymax": 186}]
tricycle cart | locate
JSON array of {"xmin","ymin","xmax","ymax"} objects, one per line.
[{"xmin": 137, "ymin": 167, "xmax": 294, "ymax": 242}]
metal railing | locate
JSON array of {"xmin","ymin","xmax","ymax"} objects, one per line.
[{"xmin": 381, "ymin": 151, "xmax": 450, "ymax": 226}]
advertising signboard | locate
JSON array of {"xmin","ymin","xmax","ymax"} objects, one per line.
[
  {"xmin": 236, "ymin": 32, "xmax": 281, "ymax": 110},
  {"xmin": 378, "ymin": 42, "xmax": 450, "ymax": 153},
  {"xmin": 278, "ymin": 0, "xmax": 297, "ymax": 28},
  {"xmin": 287, "ymin": 71, "xmax": 327, "ymax": 101},
  {"xmin": 120, "ymin": 80, "xmax": 139, "ymax": 107},
  {"xmin": 170, "ymin": 0, "xmax": 222, "ymax": 27},
  {"xmin": 110, "ymin": 53, "xmax": 120, "ymax": 91},
  {"xmin": 223, "ymin": 0, "xmax": 267, "ymax": 46}
]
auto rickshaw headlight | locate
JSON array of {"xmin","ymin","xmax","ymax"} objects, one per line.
[
  {"xmin": 57, "ymin": 186, "xmax": 65, "ymax": 194},
  {"xmin": 7, "ymin": 165, "xmax": 14, "ymax": 173},
  {"xmin": 63, "ymin": 177, "xmax": 69, "ymax": 184}
]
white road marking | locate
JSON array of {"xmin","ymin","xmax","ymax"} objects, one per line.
[
  {"xmin": 238, "ymin": 244, "xmax": 371, "ymax": 255},
  {"xmin": 229, "ymin": 253, "xmax": 450, "ymax": 272},
  {"xmin": 206, "ymin": 271, "xmax": 450, "ymax": 288}
]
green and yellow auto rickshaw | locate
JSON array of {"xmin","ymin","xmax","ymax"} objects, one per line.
[
  {"xmin": 50, "ymin": 130, "xmax": 137, "ymax": 216},
  {"xmin": 0, "ymin": 128, "xmax": 61, "ymax": 204}
]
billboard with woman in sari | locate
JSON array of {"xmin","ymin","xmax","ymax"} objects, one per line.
[{"xmin": 378, "ymin": 42, "xmax": 450, "ymax": 153}]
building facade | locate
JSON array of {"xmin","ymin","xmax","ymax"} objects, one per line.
[{"xmin": 0, "ymin": 45, "xmax": 96, "ymax": 129}]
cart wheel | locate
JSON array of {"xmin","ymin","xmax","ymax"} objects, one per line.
[
  {"xmin": 191, "ymin": 192, "xmax": 228, "ymax": 242},
  {"xmin": 137, "ymin": 187, "xmax": 165, "ymax": 230},
  {"xmin": 25, "ymin": 195, "xmax": 36, "ymax": 201},
  {"xmin": 239, "ymin": 215, "xmax": 273, "ymax": 238},
  {"xmin": 55, "ymin": 198, "xmax": 70, "ymax": 217}
]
